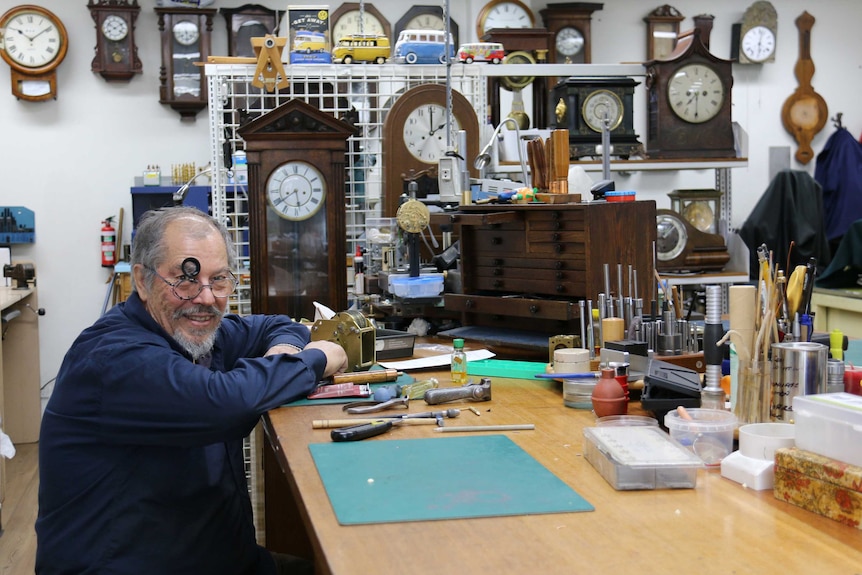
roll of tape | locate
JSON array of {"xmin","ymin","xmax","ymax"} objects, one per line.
[{"xmin": 554, "ymin": 348, "xmax": 590, "ymax": 364}]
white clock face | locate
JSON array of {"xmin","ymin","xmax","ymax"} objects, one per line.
[
  {"xmin": 102, "ymin": 14, "xmax": 129, "ymax": 42},
  {"xmin": 582, "ymin": 89, "xmax": 623, "ymax": 132},
  {"xmin": 741, "ymin": 25, "xmax": 775, "ymax": 63},
  {"xmin": 333, "ymin": 10, "xmax": 385, "ymax": 41},
  {"xmin": 267, "ymin": 162, "xmax": 327, "ymax": 221},
  {"xmin": 172, "ymin": 20, "xmax": 200, "ymax": 46},
  {"xmin": 656, "ymin": 214, "xmax": 688, "ymax": 262},
  {"xmin": 405, "ymin": 13, "xmax": 445, "ymax": 31},
  {"xmin": 556, "ymin": 26, "xmax": 584, "ymax": 57},
  {"xmin": 1, "ymin": 8, "xmax": 64, "ymax": 68},
  {"xmin": 402, "ymin": 104, "xmax": 462, "ymax": 163},
  {"xmin": 667, "ymin": 64, "xmax": 726, "ymax": 124},
  {"xmin": 480, "ymin": 2, "xmax": 533, "ymax": 34}
]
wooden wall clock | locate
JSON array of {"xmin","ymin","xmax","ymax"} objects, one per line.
[
  {"xmin": 539, "ymin": 2, "xmax": 603, "ymax": 64},
  {"xmin": 155, "ymin": 6, "xmax": 216, "ymax": 120},
  {"xmin": 643, "ymin": 4, "xmax": 684, "ymax": 61},
  {"xmin": 0, "ymin": 4, "xmax": 68, "ymax": 101},
  {"xmin": 733, "ymin": 1, "xmax": 777, "ymax": 64},
  {"xmin": 238, "ymin": 99, "xmax": 355, "ymax": 319},
  {"xmin": 644, "ymin": 27, "xmax": 735, "ymax": 159},
  {"xmin": 220, "ymin": 3, "xmax": 279, "ymax": 57},
  {"xmin": 393, "ymin": 5, "xmax": 458, "ymax": 47},
  {"xmin": 382, "ymin": 84, "xmax": 479, "ymax": 218},
  {"xmin": 781, "ymin": 11, "xmax": 827, "ymax": 165},
  {"xmin": 88, "ymin": 0, "xmax": 142, "ymax": 82},
  {"xmin": 330, "ymin": 2, "xmax": 390, "ymax": 44}
]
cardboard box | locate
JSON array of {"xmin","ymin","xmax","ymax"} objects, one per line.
[{"xmin": 773, "ymin": 447, "xmax": 862, "ymax": 530}]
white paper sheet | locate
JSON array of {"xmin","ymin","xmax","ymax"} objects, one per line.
[{"xmin": 378, "ymin": 349, "xmax": 495, "ymax": 370}]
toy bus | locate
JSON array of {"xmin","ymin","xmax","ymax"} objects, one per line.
[
  {"xmin": 393, "ymin": 29, "xmax": 455, "ymax": 64},
  {"xmin": 332, "ymin": 34, "xmax": 390, "ymax": 64},
  {"xmin": 457, "ymin": 42, "xmax": 505, "ymax": 64}
]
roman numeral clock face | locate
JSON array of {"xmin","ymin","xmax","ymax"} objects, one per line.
[
  {"xmin": 667, "ymin": 63, "xmax": 726, "ymax": 124},
  {"xmin": 266, "ymin": 161, "xmax": 327, "ymax": 221}
]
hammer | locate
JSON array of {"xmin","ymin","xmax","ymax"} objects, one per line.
[{"xmin": 424, "ymin": 378, "xmax": 492, "ymax": 405}]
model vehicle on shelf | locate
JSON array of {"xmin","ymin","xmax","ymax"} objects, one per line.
[
  {"xmin": 393, "ymin": 29, "xmax": 454, "ymax": 64},
  {"xmin": 293, "ymin": 30, "xmax": 326, "ymax": 53},
  {"xmin": 332, "ymin": 34, "xmax": 390, "ymax": 64},
  {"xmin": 457, "ymin": 42, "xmax": 505, "ymax": 64}
]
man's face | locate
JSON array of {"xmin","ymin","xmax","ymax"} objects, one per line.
[{"xmin": 135, "ymin": 220, "xmax": 229, "ymax": 358}]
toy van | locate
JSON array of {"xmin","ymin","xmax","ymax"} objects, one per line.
[
  {"xmin": 332, "ymin": 34, "xmax": 390, "ymax": 64},
  {"xmin": 293, "ymin": 30, "xmax": 326, "ymax": 53},
  {"xmin": 457, "ymin": 42, "xmax": 504, "ymax": 64},
  {"xmin": 393, "ymin": 29, "xmax": 455, "ymax": 64}
]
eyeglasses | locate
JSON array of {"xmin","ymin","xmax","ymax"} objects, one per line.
[{"xmin": 147, "ymin": 266, "xmax": 238, "ymax": 301}]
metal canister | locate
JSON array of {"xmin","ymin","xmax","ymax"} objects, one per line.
[{"xmin": 770, "ymin": 342, "xmax": 828, "ymax": 422}]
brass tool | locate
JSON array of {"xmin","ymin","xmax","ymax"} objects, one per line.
[
  {"xmin": 424, "ymin": 379, "xmax": 492, "ymax": 405},
  {"xmin": 330, "ymin": 368, "xmax": 402, "ymax": 386},
  {"xmin": 311, "ymin": 310, "xmax": 376, "ymax": 372}
]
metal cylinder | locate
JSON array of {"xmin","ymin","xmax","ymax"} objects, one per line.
[{"xmin": 770, "ymin": 342, "xmax": 828, "ymax": 422}]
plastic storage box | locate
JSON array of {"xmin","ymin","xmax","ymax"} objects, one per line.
[
  {"xmin": 388, "ymin": 274, "xmax": 444, "ymax": 298},
  {"xmin": 664, "ymin": 408, "xmax": 738, "ymax": 467},
  {"xmin": 793, "ymin": 392, "xmax": 862, "ymax": 467},
  {"xmin": 583, "ymin": 426, "xmax": 703, "ymax": 490}
]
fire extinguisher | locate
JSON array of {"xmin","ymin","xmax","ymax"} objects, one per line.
[{"xmin": 101, "ymin": 216, "xmax": 116, "ymax": 267}]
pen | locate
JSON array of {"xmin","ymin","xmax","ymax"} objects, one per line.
[{"xmin": 535, "ymin": 372, "xmax": 598, "ymax": 379}]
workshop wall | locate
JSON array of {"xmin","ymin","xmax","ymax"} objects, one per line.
[{"xmin": 1, "ymin": 0, "xmax": 860, "ymax": 395}]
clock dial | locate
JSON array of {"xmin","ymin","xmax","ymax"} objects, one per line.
[
  {"xmin": 333, "ymin": 9, "xmax": 386, "ymax": 40},
  {"xmin": 478, "ymin": 0, "xmax": 534, "ymax": 37},
  {"xmin": 101, "ymin": 14, "xmax": 129, "ymax": 42},
  {"xmin": 667, "ymin": 64, "xmax": 726, "ymax": 124},
  {"xmin": 172, "ymin": 20, "xmax": 200, "ymax": 46},
  {"xmin": 405, "ymin": 13, "xmax": 444, "ymax": 31},
  {"xmin": 0, "ymin": 6, "xmax": 66, "ymax": 70},
  {"xmin": 582, "ymin": 89, "xmax": 623, "ymax": 132},
  {"xmin": 556, "ymin": 26, "xmax": 585, "ymax": 57},
  {"xmin": 788, "ymin": 97, "xmax": 822, "ymax": 130},
  {"xmin": 267, "ymin": 161, "xmax": 327, "ymax": 221},
  {"xmin": 656, "ymin": 213, "xmax": 688, "ymax": 262},
  {"xmin": 741, "ymin": 25, "xmax": 775, "ymax": 63},
  {"xmin": 402, "ymin": 103, "xmax": 463, "ymax": 163}
]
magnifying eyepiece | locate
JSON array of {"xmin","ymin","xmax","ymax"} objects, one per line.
[{"xmin": 181, "ymin": 257, "xmax": 201, "ymax": 279}]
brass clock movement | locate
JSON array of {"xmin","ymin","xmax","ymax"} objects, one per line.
[
  {"xmin": 238, "ymin": 98, "xmax": 355, "ymax": 319},
  {"xmin": 645, "ymin": 27, "xmax": 735, "ymax": 159},
  {"xmin": 220, "ymin": 4, "xmax": 279, "ymax": 58},
  {"xmin": 393, "ymin": 5, "xmax": 458, "ymax": 47},
  {"xmin": 655, "ymin": 209, "xmax": 730, "ymax": 272},
  {"xmin": 382, "ymin": 84, "xmax": 479, "ymax": 218},
  {"xmin": 155, "ymin": 6, "xmax": 216, "ymax": 120},
  {"xmin": 331, "ymin": 2, "xmax": 391, "ymax": 44},
  {"xmin": 539, "ymin": 2, "xmax": 603, "ymax": 64},
  {"xmin": 781, "ymin": 11, "xmax": 827, "ymax": 165},
  {"xmin": 88, "ymin": 0, "xmax": 142, "ymax": 82},
  {"xmin": 0, "ymin": 4, "xmax": 68, "ymax": 101},
  {"xmin": 552, "ymin": 76, "xmax": 642, "ymax": 159}
]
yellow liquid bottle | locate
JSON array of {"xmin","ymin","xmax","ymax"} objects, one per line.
[{"xmin": 451, "ymin": 338, "xmax": 468, "ymax": 385}]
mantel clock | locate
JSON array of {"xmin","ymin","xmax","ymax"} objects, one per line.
[{"xmin": 238, "ymin": 99, "xmax": 355, "ymax": 319}]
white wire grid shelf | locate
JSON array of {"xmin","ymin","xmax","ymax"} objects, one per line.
[{"xmin": 204, "ymin": 63, "xmax": 488, "ymax": 315}]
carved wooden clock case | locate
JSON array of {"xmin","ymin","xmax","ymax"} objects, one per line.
[
  {"xmin": 238, "ymin": 99, "xmax": 355, "ymax": 319},
  {"xmin": 88, "ymin": 0, "xmax": 142, "ymax": 82},
  {"xmin": 645, "ymin": 28, "xmax": 735, "ymax": 159}
]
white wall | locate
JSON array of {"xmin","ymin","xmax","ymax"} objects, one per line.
[{"xmin": 2, "ymin": 0, "xmax": 860, "ymax": 390}]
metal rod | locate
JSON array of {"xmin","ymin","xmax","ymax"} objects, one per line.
[{"xmin": 434, "ymin": 424, "xmax": 535, "ymax": 433}]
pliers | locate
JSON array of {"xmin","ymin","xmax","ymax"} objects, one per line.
[{"xmin": 342, "ymin": 396, "xmax": 409, "ymax": 414}]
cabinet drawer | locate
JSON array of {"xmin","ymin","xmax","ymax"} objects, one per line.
[
  {"xmin": 470, "ymin": 229, "xmax": 527, "ymax": 255},
  {"xmin": 473, "ymin": 276, "xmax": 580, "ymax": 296},
  {"xmin": 474, "ymin": 255, "xmax": 586, "ymax": 272},
  {"xmin": 445, "ymin": 293, "xmax": 578, "ymax": 321}
]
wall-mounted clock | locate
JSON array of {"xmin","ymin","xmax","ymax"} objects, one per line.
[
  {"xmin": 331, "ymin": 2, "xmax": 390, "ymax": 44},
  {"xmin": 732, "ymin": 1, "xmax": 777, "ymax": 64},
  {"xmin": 551, "ymin": 76, "xmax": 642, "ymax": 159},
  {"xmin": 0, "ymin": 4, "xmax": 68, "ymax": 101},
  {"xmin": 220, "ymin": 4, "xmax": 279, "ymax": 58},
  {"xmin": 476, "ymin": 0, "xmax": 535, "ymax": 39},
  {"xmin": 155, "ymin": 6, "xmax": 216, "ymax": 120},
  {"xmin": 643, "ymin": 4, "xmax": 684, "ymax": 61},
  {"xmin": 645, "ymin": 27, "xmax": 735, "ymax": 159},
  {"xmin": 781, "ymin": 11, "xmax": 826, "ymax": 165},
  {"xmin": 238, "ymin": 98, "xmax": 355, "ymax": 319},
  {"xmin": 88, "ymin": 0, "xmax": 142, "ymax": 82},
  {"xmin": 393, "ymin": 5, "xmax": 458, "ymax": 47},
  {"xmin": 655, "ymin": 209, "xmax": 730, "ymax": 272},
  {"xmin": 382, "ymin": 84, "xmax": 479, "ymax": 217},
  {"xmin": 539, "ymin": 2, "xmax": 603, "ymax": 64}
]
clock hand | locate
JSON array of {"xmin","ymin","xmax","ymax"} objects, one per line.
[
  {"xmin": 428, "ymin": 122, "xmax": 447, "ymax": 136},
  {"xmin": 7, "ymin": 26, "xmax": 36, "ymax": 42},
  {"xmin": 30, "ymin": 26, "xmax": 53, "ymax": 40}
]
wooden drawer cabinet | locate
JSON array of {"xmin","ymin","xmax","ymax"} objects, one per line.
[{"xmin": 444, "ymin": 201, "xmax": 656, "ymax": 335}]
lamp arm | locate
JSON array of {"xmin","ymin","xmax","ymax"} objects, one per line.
[
  {"xmin": 173, "ymin": 167, "xmax": 214, "ymax": 205},
  {"xmin": 474, "ymin": 117, "xmax": 531, "ymax": 189}
]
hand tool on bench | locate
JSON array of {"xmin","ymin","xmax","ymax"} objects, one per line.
[{"xmin": 424, "ymin": 378, "xmax": 492, "ymax": 405}]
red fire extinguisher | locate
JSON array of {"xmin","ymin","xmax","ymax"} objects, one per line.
[{"xmin": 101, "ymin": 216, "xmax": 116, "ymax": 267}]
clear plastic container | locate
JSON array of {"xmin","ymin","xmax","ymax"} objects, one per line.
[
  {"xmin": 596, "ymin": 415, "xmax": 659, "ymax": 427},
  {"xmin": 389, "ymin": 275, "xmax": 444, "ymax": 298},
  {"xmin": 664, "ymin": 408, "xmax": 738, "ymax": 466},
  {"xmin": 562, "ymin": 379, "xmax": 595, "ymax": 409}
]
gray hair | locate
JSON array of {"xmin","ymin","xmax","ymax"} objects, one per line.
[{"xmin": 130, "ymin": 206, "xmax": 237, "ymax": 293}]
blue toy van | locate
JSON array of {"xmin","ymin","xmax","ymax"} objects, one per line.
[{"xmin": 393, "ymin": 29, "xmax": 454, "ymax": 64}]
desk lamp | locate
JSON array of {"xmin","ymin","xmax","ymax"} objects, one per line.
[{"xmin": 474, "ymin": 117, "xmax": 530, "ymax": 189}]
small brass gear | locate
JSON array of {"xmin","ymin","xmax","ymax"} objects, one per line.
[{"xmin": 396, "ymin": 199, "xmax": 430, "ymax": 234}]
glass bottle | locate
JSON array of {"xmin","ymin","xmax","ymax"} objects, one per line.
[{"xmin": 451, "ymin": 338, "xmax": 468, "ymax": 385}]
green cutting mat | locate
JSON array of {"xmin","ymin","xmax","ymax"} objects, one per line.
[
  {"xmin": 467, "ymin": 358, "xmax": 549, "ymax": 380},
  {"xmin": 309, "ymin": 435, "xmax": 593, "ymax": 525}
]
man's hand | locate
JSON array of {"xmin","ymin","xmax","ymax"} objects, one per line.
[{"xmin": 303, "ymin": 340, "xmax": 348, "ymax": 378}]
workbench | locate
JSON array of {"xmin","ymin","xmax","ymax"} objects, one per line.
[
  {"xmin": 811, "ymin": 287, "xmax": 862, "ymax": 338},
  {"xmin": 261, "ymin": 364, "xmax": 862, "ymax": 574}
]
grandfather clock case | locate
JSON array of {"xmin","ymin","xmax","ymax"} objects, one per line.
[{"xmin": 238, "ymin": 99, "xmax": 355, "ymax": 319}]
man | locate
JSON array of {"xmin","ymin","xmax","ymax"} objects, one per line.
[{"xmin": 36, "ymin": 207, "xmax": 347, "ymax": 574}]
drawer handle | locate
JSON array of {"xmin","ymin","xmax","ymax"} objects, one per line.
[
  {"xmin": 555, "ymin": 261, "xmax": 564, "ymax": 270},
  {"xmin": 493, "ymin": 258, "xmax": 504, "ymax": 266},
  {"xmin": 493, "ymin": 268, "xmax": 502, "ymax": 276},
  {"xmin": 552, "ymin": 232, "xmax": 560, "ymax": 241},
  {"xmin": 493, "ymin": 280, "xmax": 503, "ymax": 288},
  {"xmin": 554, "ymin": 244, "xmax": 563, "ymax": 253},
  {"xmin": 491, "ymin": 237, "xmax": 502, "ymax": 246},
  {"xmin": 529, "ymin": 305, "xmax": 539, "ymax": 314},
  {"xmin": 465, "ymin": 299, "xmax": 475, "ymax": 309},
  {"xmin": 554, "ymin": 221, "xmax": 562, "ymax": 230},
  {"xmin": 556, "ymin": 285, "xmax": 566, "ymax": 293},
  {"xmin": 556, "ymin": 271, "xmax": 564, "ymax": 279}
]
